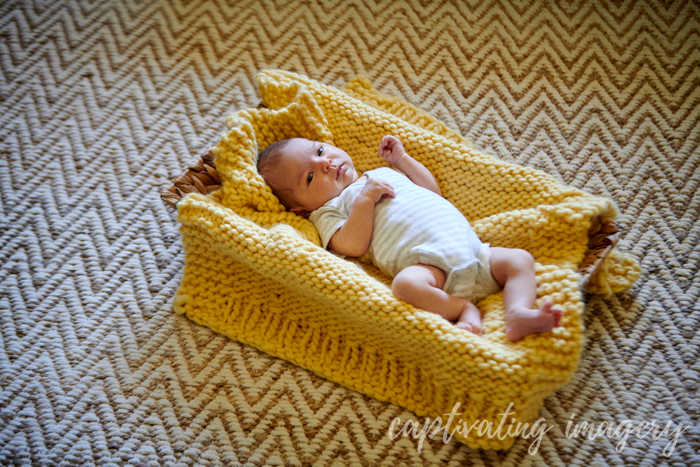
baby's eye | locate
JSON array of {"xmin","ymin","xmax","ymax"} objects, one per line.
[
  {"xmin": 317, "ymin": 146, "xmax": 323, "ymax": 156},
  {"xmin": 307, "ymin": 172, "xmax": 314, "ymax": 184}
]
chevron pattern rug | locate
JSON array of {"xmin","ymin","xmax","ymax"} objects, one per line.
[{"xmin": 1, "ymin": 0, "xmax": 698, "ymax": 465}]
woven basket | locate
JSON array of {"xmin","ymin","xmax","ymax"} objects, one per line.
[{"xmin": 162, "ymin": 150, "xmax": 620, "ymax": 289}]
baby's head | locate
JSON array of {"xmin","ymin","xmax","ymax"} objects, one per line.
[{"xmin": 257, "ymin": 138, "xmax": 359, "ymax": 217}]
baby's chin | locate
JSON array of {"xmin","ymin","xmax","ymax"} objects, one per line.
[{"xmin": 347, "ymin": 170, "xmax": 360, "ymax": 184}]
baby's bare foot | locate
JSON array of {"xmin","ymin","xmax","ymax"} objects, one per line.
[
  {"xmin": 505, "ymin": 299, "xmax": 562, "ymax": 342},
  {"xmin": 454, "ymin": 302, "xmax": 483, "ymax": 336}
]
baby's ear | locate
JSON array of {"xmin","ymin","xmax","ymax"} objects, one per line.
[{"xmin": 290, "ymin": 206, "xmax": 312, "ymax": 218}]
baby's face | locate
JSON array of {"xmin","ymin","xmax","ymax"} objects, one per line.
[{"xmin": 277, "ymin": 138, "xmax": 359, "ymax": 214}]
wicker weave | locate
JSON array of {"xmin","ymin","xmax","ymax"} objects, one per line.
[{"xmin": 160, "ymin": 150, "xmax": 220, "ymax": 207}]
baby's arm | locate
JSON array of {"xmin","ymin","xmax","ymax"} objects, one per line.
[
  {"xmin": 328, "ymin": 177, "xmax": 395, "ymax": 257},
  {"xmin": 379, "ymin": 135, "xmax": 442, "ymax": 196}
]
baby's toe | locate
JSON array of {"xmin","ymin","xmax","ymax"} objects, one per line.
[
  {"xmin": 539, "ymin": 299, "xmax": 554, "ymax": 312},
  {"xmin": 551, "ymin": 308, "xmax": 563, "ymax": 327},
  {"xmin": 455, "ymin": 322, "xmax": 482, "ymax": 336},
  {"xmin": 540, "ymin": 300, "xmax": 563, "ymax": 327}
]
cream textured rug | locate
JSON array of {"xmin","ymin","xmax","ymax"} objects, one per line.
[{"xmin": 0, "ymin": 1, "xmax": 698, "ymax": 466}]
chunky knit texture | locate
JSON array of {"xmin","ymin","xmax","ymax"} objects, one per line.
[{"xmin": 173, "ymin": 70, "xmax": 641, "ymax": 450}]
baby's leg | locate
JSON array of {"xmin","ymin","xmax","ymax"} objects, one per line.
[
  {"xmin": 392, "ymin": 264, "xmax": 483, "ymax": 335},
  {"xmin": 489, "ymin": 247, "xmax": 563, "ymax": 341}
]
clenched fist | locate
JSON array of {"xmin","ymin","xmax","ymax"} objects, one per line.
[{"xmin": 378, "ymin": 135, "xmax": 407, "ymax": 166}]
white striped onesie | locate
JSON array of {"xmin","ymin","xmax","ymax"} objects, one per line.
[{"xmin": 309, "ymin": 167, "xmax": 501, "ymax": 303}]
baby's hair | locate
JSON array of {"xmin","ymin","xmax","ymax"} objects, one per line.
[{"xmin": 256, "ymin": 139, "xmax": 297, "ymax": 209}]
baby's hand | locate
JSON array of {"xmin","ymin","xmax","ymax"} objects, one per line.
[
  {"xmin": 358, "ymin": 177, "xmax": 395, "ymax": 204},
  {"xmin": 378, "ymin": 135, "xmax": 407, "ymax": 166}
]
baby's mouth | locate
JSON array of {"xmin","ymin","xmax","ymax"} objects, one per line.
[{"xmin": 336, "ymin": 163, "xmax": 344, "ymax": 180}]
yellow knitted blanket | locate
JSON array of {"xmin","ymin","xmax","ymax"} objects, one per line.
[{"xmin": 173, "ymin": 70, "xmax": 640, "ymax": 450}]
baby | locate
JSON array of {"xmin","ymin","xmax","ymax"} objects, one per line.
[{"xmin": 257, "ymin": 135, "xmax": 562, "ymax": 341}]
